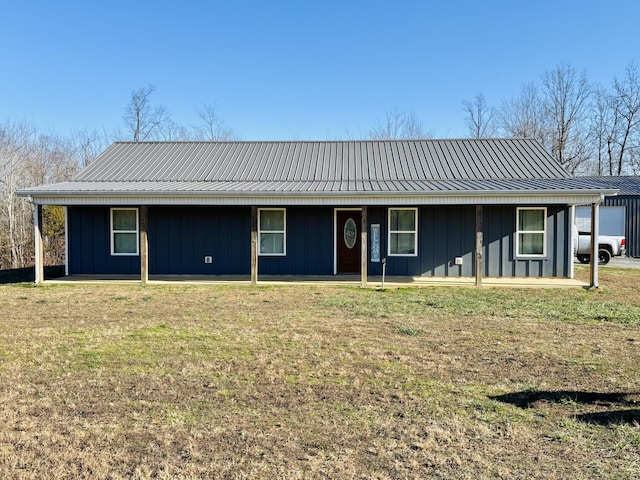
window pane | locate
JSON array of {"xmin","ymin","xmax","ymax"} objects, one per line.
[
  {"xmin": 519, "ymin": 209, "xmax": 544, "ymax": 231},
  {"xmin": 519, "ymin": 232, "xmax": 544, "ymax": 255},
  {"xmin": 390, "ymin": 209, "xmax": 415, "ymax": 231},
  {"xmin": 260, "ymin": 232, "xmax": 284, "ymax": 254},
  {"xmin": 114, "ymin": 233, "xmax": 137, "ymax": 254},
  {"xmin": 113, "ymin": 210, "xmax": 137, "ymax": 231},
  {"xmin": 260, "ymin": 210, "xmax": 284, "ymax": 231},
  {"xmin": 390, "ymin": 232, "xmax": 415, "ymax": 255}
]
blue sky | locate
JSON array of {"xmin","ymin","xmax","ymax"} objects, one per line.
[{"xmin": 2, "ymin": 0, "xmax": 639, "ymax": 140}]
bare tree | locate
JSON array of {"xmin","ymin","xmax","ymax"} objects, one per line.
[
  {"xmin": 68, "ymin": 129, "xmax": 111, "ymax": 167},
  {"xmin": 462, "ymin": 93, "xmax": 497, "ymax": 138},
  {"xmin": 123, "ymin": 85, "xmax": 169, "ymax": 142},
  {"xmin": 0, "ymin": 120, "xmax": 34, "ymax": 268},
  {"xmin": 157, "ymin": 118, "xmax": 190, "ymax": 141},
  {"xmin": 607, "ymin": 63, "xmax": 640, "ymax": 175},
  {"xmin": 0, "ymin": 120, "xmax": 81, "ymax": 269},
  {"xmin": 541, "ymin": 63, "xmax": 592, "ymax": 173},
  {"xmin": 497, "ymin": 83, "xmax": 550, "ymax": 144},
  {"xmin": 589, "ymin": 84, "xmax": 614, "ymax": 175},
  {"xmin": 369, "ymin": 108, "xmax": 432, "ymax": 140},
  {"xmin": 193, "ymin": 103, "xmax": 234, "ymax": 141},
  {"xmin": 27, "ymin": 134, "xmax": 79, "ymax": 186}
]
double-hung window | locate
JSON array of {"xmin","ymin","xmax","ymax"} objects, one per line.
[
  {"xmin": 111, "ymin": 208, "xmax": 139, "ymax": 256},
  {"xmin": 516, "ymin": 207, "xmax": 547, "ymax": 257},
  {"xmin": 388, "ymin": 208, "xmax": 418, "ymax": 256},
  {"xmin": 259, "ymin": 208, "xmax": 286, "ymax": 256}
]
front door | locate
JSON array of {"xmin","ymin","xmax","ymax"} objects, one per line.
[{"xmin": 336, "ymin": 210, "xmax": 361, "ymax": 274}]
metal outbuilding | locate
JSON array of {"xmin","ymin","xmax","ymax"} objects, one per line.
[{"xmin": 580, "ymin": 176, "xmax": 640, "ymax": 257}]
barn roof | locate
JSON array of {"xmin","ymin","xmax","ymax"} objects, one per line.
[{"xmin": 579, "ymin": 176, "xmax": 640, "ymax": 196}]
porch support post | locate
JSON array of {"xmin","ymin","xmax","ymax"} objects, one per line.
[
  {"xmin": 251, "ymin": 206, "xmax": 258, "ymax": 285},
  {"xmin": 64, "ymin": 206, "xmax": 69, "ymax": 276},
  {"xmin": 569, "ymin": 205, "xmax": 575, "ymax": 279},
  {"xmin": 590, "ymin": 202, "xmax": 600, "ymax": 289},
  {"xmin": 140, "ymin": 206, "xmax": 148, "ymax": 285},
  {"xmin": 475, "ymin": 205, "xmax": 483, "ymax": 287},
  {"xmin": 34, "ymin": 204, "xmax": 44, "ymax": 285},
  {"xmin": 361, "ymin": 206, "xmax": 368, "ymax": 287}
]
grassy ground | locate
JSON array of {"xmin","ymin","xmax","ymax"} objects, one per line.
[{"xmin": 0, "ymin": 267, "xmax": 639, "ymax": 479}]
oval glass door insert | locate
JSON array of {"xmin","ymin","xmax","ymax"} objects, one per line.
[{"xmin": 344, "ymin": 218, "xmax": 357, "ymax": 249}]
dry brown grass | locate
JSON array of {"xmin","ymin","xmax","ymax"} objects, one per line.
[{"xmin": 0, "ymin": 267, "xmax": 639, "ymax": 479}]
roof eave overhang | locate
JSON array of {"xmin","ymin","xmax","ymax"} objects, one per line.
[{"xmin": 20, "ymin": 188, "xmax": 616, "ymax": 206}]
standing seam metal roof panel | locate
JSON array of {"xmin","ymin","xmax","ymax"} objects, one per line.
[
  {"xmin": 484, "ymin": 139, "xmax": 511, "ymax": 178},
  {"xmin": 69, "ymin": 139, "xmax": 576, "ymax": 185},
  {"xmin": 462, "ymin": 140, "xmax": 487, "ymax": 179},
  {"xmin": 415, "ymin": 141, "xmax": 431, "ymax": 178}
]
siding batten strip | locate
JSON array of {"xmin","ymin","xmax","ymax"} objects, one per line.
[{"xmin": 475, "ymin": 205, "xmax": 483, "ymax": 287}]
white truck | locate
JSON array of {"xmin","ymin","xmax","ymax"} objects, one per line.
[{"xmin": 573, "ymin": 225, "xmax": 626, "ymax": 265}]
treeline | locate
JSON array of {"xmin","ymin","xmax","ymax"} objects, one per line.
[
  {"xmin": 2, "ymin": 63, "xmax": 639, "ymax": 270},
  {"xmin": 462, "ymin": 62, "xmax": 640, "ymax": 175},
  {"xmin": 0, "ymin": 121, "xmax": 101, "ymax": 270}
]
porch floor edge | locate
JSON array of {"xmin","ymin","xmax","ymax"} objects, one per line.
[{"xmin": 43, "ymin": 274, "xmax": 588, "ymax": 288}]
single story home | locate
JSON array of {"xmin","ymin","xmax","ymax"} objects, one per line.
[{"xmin": 19, "ymin": 139, "xmax": 616, "ymax": 287}]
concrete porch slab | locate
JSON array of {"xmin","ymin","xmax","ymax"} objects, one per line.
[{"xmin": 45, "ymin": 274, "xmax": 589, "ymax": 289}]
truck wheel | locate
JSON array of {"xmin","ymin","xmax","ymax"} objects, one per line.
[
  {"xmin": 577, "ymin": 255, "xmax": 590, "ymax": 264},
  {"xmin": 598, "ymin": 249, "xmax": 611, "ymax": 265}
]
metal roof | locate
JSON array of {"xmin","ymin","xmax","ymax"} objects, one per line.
[
  {"xmin": 71, "ymin": 139, "xmax": 571, "ymax": 183},
  {"xmin": 19, "ymin": 139, "xmax": 616, "ymax": 205},
  {"xmin": 578, "ymin": 176, "xmax": 640, "ymax": 196}
]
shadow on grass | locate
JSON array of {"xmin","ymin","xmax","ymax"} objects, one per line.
[
  {"xmin": 573, "ymin": 409, "xmax": 640, "ymax": 425},
  {"xmin": 0, "ymin": 265, "xmax": 65, "ymax": 284},
  {"xmin": 490, "ymin": 390, "xmax": 640, "ymax": 426}
]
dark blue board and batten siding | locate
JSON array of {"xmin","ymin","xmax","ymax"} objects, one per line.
[
  {"xmin": 258, "ymin": 207, "xmax": 334, "ymax": 275},
  {"xmin": 375, "ymin": 205, "xmax": 571, "ymax": 278},
  {"xmin": 68, "ymin": 204, "xmax": 572, "ymax": 278},
  {"xmin": 149, "ymin": 206, "xmax": 251, "ymax": 275},
  {"xmin": 483, "ymin": 205, "xmax": 570, "ymax": 278},
  {"xmin": 68, "ymin": 206, "xmax": 141, "ymax": 275},
  {"xmin": 68, "ymin": 206, "xmax": 252, "ymax": 276},
  {"xmin": 68, "ymin": 206, "xmax": 334, "ymax": 276}
]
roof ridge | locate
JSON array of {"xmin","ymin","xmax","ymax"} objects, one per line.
[{"xmin": 112, "ymin": 138, "xmax": 535, "ymax": 145}]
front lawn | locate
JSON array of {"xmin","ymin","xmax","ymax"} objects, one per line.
[{"xmin": 0, "ymin": 267, "xmax": 638, "ymax": 479}]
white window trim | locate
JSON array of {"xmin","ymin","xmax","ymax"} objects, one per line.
[
  {"xmin": 258, "ymin": 208, "xmax": 286, "ymax": 256},
  {"xmin": 110, "ymin": 208, "xmax": 139, "ymax": 256},
  {"xmin": 515, "ymin": 207, "xmax": 547, "ymax": 258},
  {"xmin": 388, "ymin": 207, "xmax": 418, "ymax": 257}
]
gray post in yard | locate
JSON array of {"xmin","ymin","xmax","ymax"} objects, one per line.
[
  {"xmin": 361, "ymin": 206, "xmax": 368, "ymax": 288},
  {"xmin": 251, "ymin": 206, "xmax": 258, "ymax": 285},
  {"xmin": 475, "ymin": 205, "xmax": 483, "ymax": 287},
  {"xmin": 140, "ymin": 206, "xmax": 148, "ymax": 285}
]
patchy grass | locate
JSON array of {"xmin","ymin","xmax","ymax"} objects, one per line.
[{"xmin": 0, "ymin": 267, "xmax": 639, "ymax": 478}]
